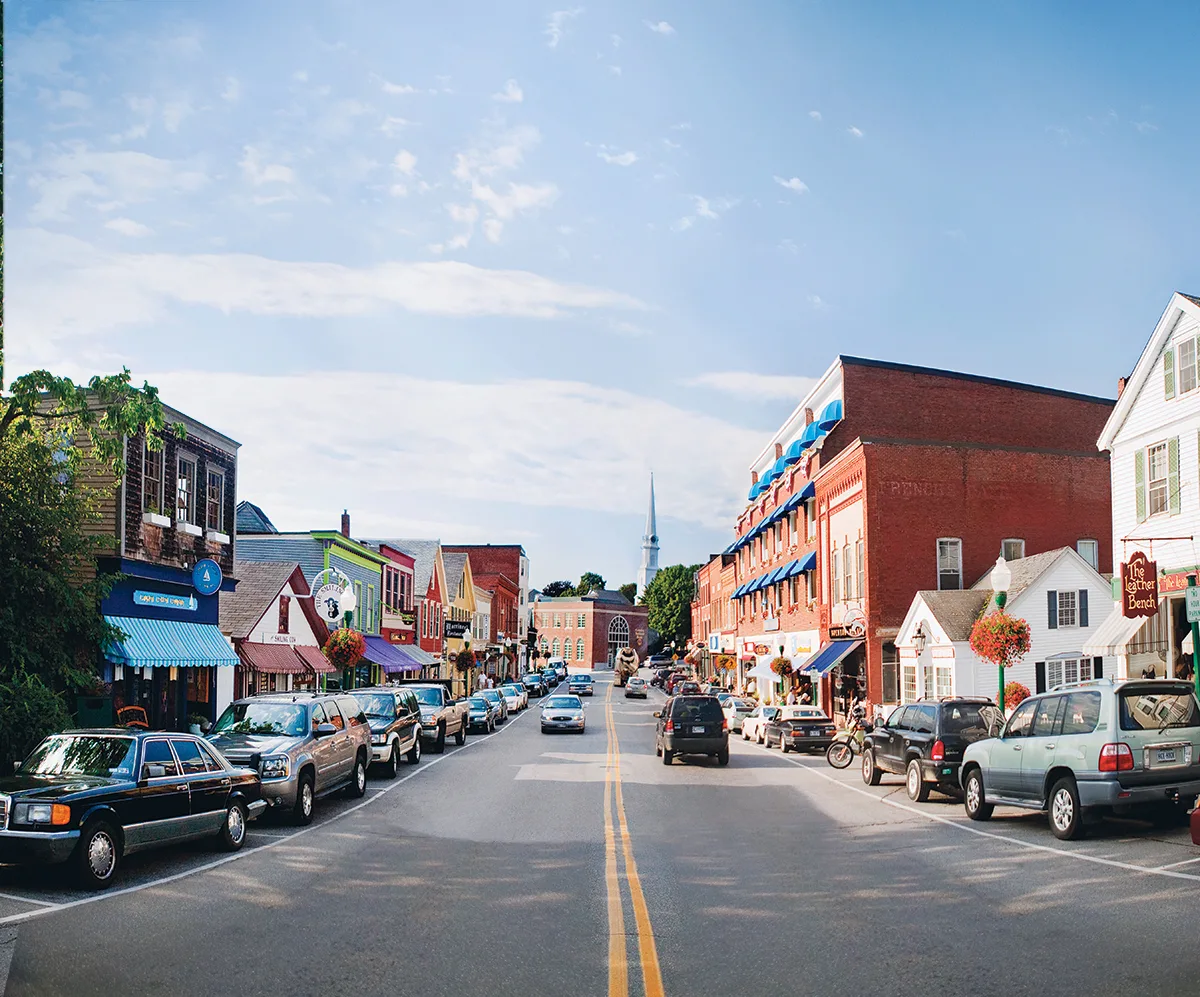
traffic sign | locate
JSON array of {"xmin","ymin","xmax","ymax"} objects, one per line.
[{"xmin": 1187, "ymin": 583, "xmax": 1200, "ymax": 623}]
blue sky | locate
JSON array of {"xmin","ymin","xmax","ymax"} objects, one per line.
[{"xmin": 7, "ymin": 2, "xmax": 1200, "ymax": 588}]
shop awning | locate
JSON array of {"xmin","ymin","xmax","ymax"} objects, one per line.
[
  {"xmin": 784, "ymin": 439, "xmax": 806, "ymax": 464},
  {"xmin": 104, "ymin": 616, "xmax": 238, "ymax": 669},
  {"xmin": 294, "ymin": 644, "xmax": 336, "ymax": 674},
  {"xmin": 800, "ymin": 640, "xmax": 862, "ymax": 676},
  {"xmin": 796, "ymin": 550, "xmax": 817, "ymax": 573},
  {"xmin": 800, "ymin": 421, "xmax": 825, "ymax": 447},
  {"xmin": 817, "ymin": 399, "xmax": 843, "ymax": 431},
  {"xmin": 731, "ymin": 583, "xmax": 747, "ymax": 599},
  {"xmin": 1082, "ymin": 608, "xmax": 1147, "ymax": 657},
  {"xmin": 797, "ymin": 480, "xmax": 816, "ymax": 501},
  {"xmin": 400, "ymin": 644, "xmax": 438, "ymax": 666},
  {"xmin": 364, "ymin": 636, "xmax": 423, "ymax": 674},
  {"xmin": 238, "ymin": 641, "xmax": 310, "ymax": 674}
]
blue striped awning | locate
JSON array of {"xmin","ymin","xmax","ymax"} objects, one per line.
[
  {"xmin": 744, "ymin": 575, "xmax": 765, "ymax": 595},
  {"xmin": 800, "ymin": 640, "xmax": 862, "ymax": 676},
  {"xmin": 104, "ymin": 616, "xmax": 239, "ymax": 668},
  {"xmin": 797, "ymin": 480, "xmax": 815, "ymax": 501},
  {"xmin": 731, "ymin": 583, "xmax": 747, "ymax": 599},
  {"xmin": 796, "ymin": 550, "xmax": 817, "ymax": 573},
  {"xmin": 762, "ymin": 566, "xmax": 786, "ymax": 587}
]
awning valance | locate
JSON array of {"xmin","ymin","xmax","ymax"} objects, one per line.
[
  {"xmin": 294, "ymin": 644, "xmax": 336, "ymax": 674},
  {"xmin": 364, "ymin": 636, "xmax": 423, "ymax": 674},
  {"xmin": 238, "ymin": 642, "xmax": 310, "ymax": 674},
  {"xmin": 800, "ymin": 640, "xmax": 862, "ymax": 676},
  {"xmin": 104, "ymin": 616, "xmax": 238, "ymax": 669},
  {"xmin": 1081, "ymin": 608, "xmax": 1147, "ymax": 657}
]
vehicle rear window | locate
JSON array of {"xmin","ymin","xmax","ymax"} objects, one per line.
[
  {"xmin": 1120, "ymin": 688, "xmax": 1200, "ymax": 731},
  {"xmin": 1060, "ymin": 692, "xmax": 1102, "ymax": 735},
  {"xmin": 940, "ymin": 704, "xmax": 1001, "ymax": 738},
  {"xmin": 671, "ymin": 698, "xmax": 723, "ymax": 723},
  {"xmin": 912, "ymin": 706, "xmax": 936, "ymax": 734}
]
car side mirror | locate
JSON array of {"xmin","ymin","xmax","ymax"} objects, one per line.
[{"xmin": 315, "ymin": 723, "xmax": 337, "ymax": 737}]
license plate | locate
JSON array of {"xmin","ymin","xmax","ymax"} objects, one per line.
[
  {"xmin": 693, "ymin": 726, "xmax": 706, "ymax": 734},
  {"xmin": 1157, "ymin": 749, "xmax": 1177, "ymax": 763}
]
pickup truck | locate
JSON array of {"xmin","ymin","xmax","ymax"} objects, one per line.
[{"xmin": 407, "ymin": 684, "xmax": 470, "ymax": 753}]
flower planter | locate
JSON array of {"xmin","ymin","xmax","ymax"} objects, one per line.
[
  {"xmin": 175, "ymin": 521, "xmax": 203, "ymax": 538},
  {"xmin": 206, "ymin": 529, "xmax": 231, "ymax": 545},
  {"xmin": 142, "ymin": 512, "xmax": 171, "ymax": 528}
]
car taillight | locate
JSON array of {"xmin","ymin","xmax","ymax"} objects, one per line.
[
  {"xmin": 722, "ymin": 718, "xmax": 728, "ymax": 731},
  {"xmin": 664, "ymin": 719, "xmax": 674, "ymax": 732},
  {"xmin": 1098, "ymin": 742, "xmax": 1135, "ymax": 772},
  {"xmin": 931, "ymin": 739, "xmax": 945, "ymax": 762}
]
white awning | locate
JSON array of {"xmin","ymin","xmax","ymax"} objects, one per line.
[
  {"xmin": 748, "ymin": 659, "xmax": 777, "ymax": 681},
  {"xmin": 1082, "ymin": 608, "xmax": 1148, "ymax": 657}
]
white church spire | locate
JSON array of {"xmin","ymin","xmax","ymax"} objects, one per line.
[{"xmin": 637, "ymin": 473, "xmax": 660, "ymax": 599}]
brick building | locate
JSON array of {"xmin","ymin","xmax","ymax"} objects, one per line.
[
  {"xmin": 535, "ymin": 589, "xmax": 649, "ymax": 668},
  {"xmin": 443, "ymin": 544, "xmax": 531, "ymax": 669},
  {"xmin": 709, "ymin": 356, "xmax": 1114, "ymax": 715}
]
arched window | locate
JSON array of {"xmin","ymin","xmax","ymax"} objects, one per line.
[
  {"xmin": 551, "ymin": 638, "xmax": 560, "ymax": 656},
  {"xmin": 576, "ymin": 637, "xmax": 586, "ymax": 661},
  {"xmin": 607, "ymin": 616, "xmax": 630, "ymax": 665}
]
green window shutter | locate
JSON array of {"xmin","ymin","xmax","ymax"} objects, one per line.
[
  {"xmin": 1135, "ymin": 449, "xmax": 1147, "ymax": 523},
  {"xmin": 1169, "ymin": 436, "xmax": 1181, "ymax": 515},
  {"xmin": 1165, "ymin": 347, "xmax": 1176, "ymax": 399}
]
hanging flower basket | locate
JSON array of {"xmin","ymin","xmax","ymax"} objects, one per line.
[
  {"xmin": 454, "ymin": 648, "xmax": 477, "ymax": 673},
  {"xmin": 684, "ymin": 649, "xmax": 702, "ymax": 666},
  {"xmin": 968, "ymin": 611, "xmax": 1031, "ymax": 669},
  {"xmin": 1004, "ymin": 681, "xmax": 1032, "ymax": 711},
  {"xmin": 769, "ymin": 655, "xmax": 793, "ymax": 677},
  {"xmin": 323, "ymin": 628, "xmax": 366, "ymax": 669}
]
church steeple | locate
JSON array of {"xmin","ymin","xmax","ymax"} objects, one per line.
[{"xmin": 637, "ymin": 473, "xmax": 660, "ymax": 599}]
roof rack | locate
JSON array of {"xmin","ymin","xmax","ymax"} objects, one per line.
[{"xmin": 1046, "ymin": 677, "xmax": 1116, "ymax": 692}]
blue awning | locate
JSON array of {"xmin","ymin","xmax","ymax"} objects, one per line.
[
  {"xmin": 800, "ymin": 640, "xmax": 862, "ymax": 676},
  {"xmin": 763, "ymin": 566, "xmax": 786, "ymax": 587},
  {"xmin": 748, "ymin": 482, "xmax": 762, "ymax": 501},
  {"xmin": 798, "ymin": 480, "xmax": 816, "ymax": 501},
  {"xmin": 731, "ymin": 583, "xmax": 746, "ymax": 599},
  {"xmin": 778, "ymin": 558, "xmax": 800, "ymax": 579},
  {"xmin": 796, "ymin": 550, "xmax": 817, "ymax": 573},
  {"xmin": 722, "ymin": 539, "xmax": 740, "ymax": 556},
  {"xmin": 104, "ymin": 616, "xmax": 239, "ymax": 668},
  {"xmin": 784, "ymin": 439, "xmax": 806, "ymax": 464},
  {"xmin": 364, "ymin": 636, "xmax": 423, "ymax": 674},
  {"xmin": 817, "ymin": 399, "xmax": 843, "ymax": 431},
  {"xmin": 800, "ymin": 421, "xmax": 825, "ymax": 447}
]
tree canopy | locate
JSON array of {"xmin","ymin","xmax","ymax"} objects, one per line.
[
  {"xmin": 540, "ymin": 580, "xmax": 574, "ymax": 598},
  {"xmin": 618, "ymin": 582, "xmax": 638, "ymax": 603},
  {"xmin": 573, "ymin": 571, "xmax": 606, "ymax": 595},
  {"xmin": 643, "ymin": 564, "xmax": 699, "ymax": 651}
]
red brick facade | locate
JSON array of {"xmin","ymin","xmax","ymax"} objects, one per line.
[
  {"xmin": 475, "ymin": 572, "xmax": 519, "ymax": 645},
  {"xmin": 535, "ymin": 593, "xmax": 649, "ymax": 668}
]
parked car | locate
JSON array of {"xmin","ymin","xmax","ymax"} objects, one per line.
[
  {"xmin": 408, "ymin": 684, "xmax": 470, "ymax": 753},
  {"xmin": 208, "ymin": 693, "xmax": 372, "ymax": 825},
  {"xmin": 741, "ymin": 705, "xmax": 780, "ymax": 744},
  {"xmin": 863, "ymin": 697, "xmax": 1002, "ymax": 802},
  {"xmin": 541, "ymin": 694, "xmax": 587, "ymax": 733},
  {"xmin": 646, "ymin": 654, "xmax": 674, "ymax": 669},
  {"xmin": 0, "ymin": 729, "xmax": 265, "ymax": 889},
  {"xmin": 542, "ymin": 669, "xmax": 561, "ymax": 689},
  {"xmin": 650, "ymin": 667, "xmax": 673, "ymax": 689},
  {"xmin": 664, "ymin": 673, "xmax": 691, "ymax": 695},
  {"xmin": 500, "ymin": 683, "xmax": 528, "ymax": 711},
  {"xmin": 568, "ymin": 673, "xmax": 595, "ymax": 696},
  {"xmin": 960, "ymin": 679, "xmax": 1200, "ymax": 839},
  {"xmin": 465, "ymin": 696, "xmax": 498, "ymax": 733},
  {"xmin": 764, "ymin": 706, "xmax": 837, "ymax": 753},
  {"xmin": 655, "ymin": 695, "xmax": 729, "ymax": 766},
  {"xmin": 624, "ymin": 677, "xmax": 649, "ymax": 699},
  {"xmin": 522, "ymin": 673, "xmax": 548, "ymax": 697},
  {"xmin": 476, "ymin": 688, "xmax": 509, "ymax": 723},
  {"xmin": 553, "ymin": 660, "xmax": 569, "ymax": 681},
  {"xmin": 722, "ymin": 698, "xmax": 758, "ymax": 733},
  {"xmin": 349, "ymin": 687, "xmax": 423, "ymax": 776}
]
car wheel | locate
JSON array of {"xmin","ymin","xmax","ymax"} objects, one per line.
[
  {"xmin": 218, "ymin": 801, "xmax": 248, "ymax": 852},
  {"xmin": 382, "ymin": 742, "xmax": 400, "ymax": 779},
  {"xmin": 906, "ymin": 759, "xmax": 930, "ymax": 802},
  {"xmin": 717, "ymin": 748, "xmax": 730, "ymax": 766},
  {"xmin": 407, "ymin": 736, "xmax": 421, "ymax": 765},
  {"xmin": 742, "ymin": 729, "xmax": 750, "ymax": 741},
  {"xmin": 963, "ymin": 768, "xmax": 993, "ymax": 821},
  {"xmin": 433, "ymin": 724, "xmax": 446, "ymax": 754},
  {"xmin": 757, "ymin": 730, "xmax": 765, "ymax": 744},
  {"xmin": 293, "ymin": 772, "xmax": 315, "ymax": 825},
  {"xmin": 455, "ymin": 722, "xmax": 467, "ymax": 746},
  {"xmin": 346, "ymin": 753, "xmax": 368, "ymax": 799},
  {"xmin": 662, "ymin": 749, "xmax": 673, "ymax": 765},
  {"xmin": 862, "ymin": 748, "xmax": 882, "ymax": 786},
  {"xmin": 780, "ymin": 734, "xmax": 789, "ymax": 754},
  {"xmin": 1049, "ymin": 776, "xmax": 1084, "ymax": 840},
  {"xmin": 74, "ymin": 818, "xmax": 122, "ymax": 890}
]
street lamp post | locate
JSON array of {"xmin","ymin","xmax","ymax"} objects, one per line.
[
  {"xmin": 990, "ymin": 555, "xmax": 1012, "ymax": 709},
  {"xmin": 339, "ymin": 585, "xmax": 358, "ymax": 689}
]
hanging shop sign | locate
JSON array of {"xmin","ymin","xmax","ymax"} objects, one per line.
[
  {"xmin": 753, "ymin": 643, "xmax": 772, "ymax": 655},
  {"xmin": 443, "ymin": 618, "xmax": 471, "ymax": 639},
  {"xmin": 266, "ymin": 633, "xmax": 297, "ymax": 644},
  {"xmin": 192, "ymin": 558, "xmax": 223, "ymax": 596},
  {"xmin": 311, "ymin": 567, "xmax": 353, "ymax": 624},
  {"xmin": 134, "ymin": 590, "xmax": 198, "ymax": 611},
  {"xmin": 1121, "ymin": 552, "xmax": 1159, "ymax": 618}
]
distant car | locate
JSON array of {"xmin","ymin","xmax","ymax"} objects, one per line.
[
  {"xmin": 500, "ymin": 684, "xmax": 528, "ymax": 711},
  {"xmin": 764, "ymin": 706, "xmax": 837, "ymax": 753},
  {"xmin": 541, "ymin": 694, "xmax": 586, "ymax": 733},
  {"xmin": 722, "ymin": 698, "xmax": 757, "ymax": 733},
  {"xmin": 568, "ymin": 674, "xmax": 595, "ymax": 696},
  {"xmin": 647, "ymin": 654, "xmax": 673, "ymax": 668},
  {"xmin": 349, "ymin": 687, "xmax": 423, "ymax": 776},
  {"xmin": 465, "ymin": 696, "xmax": 497, "ymax": 733},
  {"xmin": 522, "ymin": 673, "xmax": 548, "ymax": 697},
  {"xmin": 625, "ymin": 677, "xmax": 649, "ymax": 699},
  {"xmin": 741, "ymin": 705, "xmax": 780, "ymax": 744},
  {"xmin": 665, "ymin": 673, "xmax": 691, "ymax": 695},
  {"xmin": 476, "ymin": 688, "xmax": 509, "ymax": 723},
  {"xmin": 542, "ymin": 669, "xmax": 561, "ymax": 689},
  {"xmin": 546, "ymin": 658, "xmax": 568, "ymax": 681},
  {"xmin": 655, "ymin": 696, "xmax": 729, "ymax": 766},
  {"xmin": 0, "ymin": 729, "xmax": 265, "ymax": 889},
  {"xmin": 678, "ymin": 681, "xmax": 702, "ymax": 696}
]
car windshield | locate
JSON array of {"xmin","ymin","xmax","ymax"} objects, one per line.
[
  {"xmin": 352, "ymin": 693, "xmax": 396, "ymax": 719},
  {"xmin": 1120, "ymin": 688, "xmax": 1200, "ymax": 731},
  {"xmin": 545, "ymin": 696, "xmax": 583, "ymax": 709},
  {"xmin": 20, "ymin": 735, "xmax": 138, "ymax": 778},
  {"xmin": 468, "ymin": 698, "xmax": 490, "ymax": 710},
  {"xmin": 410, "ymin": 688, "xmax": 444, "ymax": 706},
  {"xmin": 213, "ymin": 702, "xmax": 307, "ymax": 737},
  {"xmin": 571, "ymin": 675, "xmax": 592, "ymax": 683},
  {"xmin": 941, "ymin": 703, "xmax": 1002, "ymax": 736},
  {"xmin": 480, "ymin": 690, "xmax": 500, "ymax": 701},
  {"xmin": 784, "ymin": 707, "xmax": 827, "ymax": 720}
]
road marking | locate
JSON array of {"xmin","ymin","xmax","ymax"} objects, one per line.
[
  {"xmin": 1155, "ymin": 855, "xmax": 1200, "ymax": 870},
  {"xmin": 0, "ymin": 892, "xmax": 55, "ymax": 909},
  {"xmin": 0, "ymin": 704, "xmax": 534, "ymax": 928},
  {"xmin": 606, "ymin": 686, "xmax": 666, "ymax": 997},
  {"xmin": 746, "ymin": 739, "xmax": 1200, "ymax": 884},
  {"xmin": 0, "ymin": 926, "xmax": 16, "ymax": 996},
  {"xmin": 603, "ymin": 693, "xmax": 628, "ymax": 997}
]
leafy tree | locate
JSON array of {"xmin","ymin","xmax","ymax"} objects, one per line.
[
  {"xmin": 618, "ymin": 582, "xmax": 638, "ymax": 603},
  {"xmin": 573, "ymin": 571, "xmax": 606, "ymax": 595},
  {"xmin": 642, "ymin": 564, "xmax": 700, "ymax": 650},
  {"xmin": 540, "ymin": 580, "xmax": 574, "ymax": 598}
]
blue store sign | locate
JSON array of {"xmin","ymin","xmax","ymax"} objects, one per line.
[
  {"xmin": 134, "ymin": 590, "xmax": 198, "ymax": 611},
  {"xmin": 192, "ymin": 559, "xmax": 223, "ymax": 596}
]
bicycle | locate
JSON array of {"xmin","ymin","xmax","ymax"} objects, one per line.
[{"xmin": 825, "ymin": 721, "xmax": 872, "ymax": 769}]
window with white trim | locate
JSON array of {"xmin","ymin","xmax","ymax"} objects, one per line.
[
  {"xmin": 1047, "ymin": 657, "xmax": 1093, "ymax": 688},
  {"xmin": 806, "ymin": 499, "xmax": 817, "ymax": 540},
  {"xmin": 855, "ymin": 540, "xmax": 864, "ymax": 601},
  {"xmin": 831, "ymin": 548, "xmax": 840, "ymax": 605},
  {"xmin": 578, "ymin": 613, "xmax": 586, "ymax": 628},
  {"xmin": 1057, "ymin": 590, "xmax": 1077, "ymax": 628},
  {"xmin": 176, "ymin": 454, "xmax": 198, "ymax": 525},
  {"xmin": 902, "ymin": 663, "xmax": 918, "ymax": 703},
  {"xmin": 1148, "ymin": 442, "xmax": 1169, "ymax": 516},
  {"xmin": 1002, "ymin": 539, "xmax": 1024, "ymax": 562},
  {"xmin": 935, "ymin": 664, "xmax": 953, "ymax": 698},
  {"xmin": 842, "ymin": 543, "xmax": 852, "ymax": 600},
  {"xmin": 1077, "ymin": 540, "xmax": 1099, "ymax": 570},
  {"xmin": 937, "ymin": 539, "xmax": 962, "ymax": 590},
  {"xmin": 576, "ymin": 638, "xmax": 585, "ymax": 659}
]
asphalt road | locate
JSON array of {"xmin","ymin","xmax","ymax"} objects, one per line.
[{"xmin": 5, "ymin": 673, "xmax": 1200, "ymax": 995}]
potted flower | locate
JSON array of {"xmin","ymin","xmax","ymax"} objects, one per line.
[
  {"xmin": 968, "ymin": 611, "xmax": 1031, "ymax": 712},
  {"xmin": 323, "ymin": 628, "xmax": 366, "ymax": 669},
  {"xmin": 142, "ymin": 501, "xmax": 171, "ymax": 528},
  {"xmin": 1003, "ymin": 681, "xmax": 1032, "ymax": 711},
  {"xmin": 769, "ymin": 655, "xmax": 793, "ymax": 678},
  {"xmin": 187, "ymin": 713, "xmax": 210, "ymax": 735}
]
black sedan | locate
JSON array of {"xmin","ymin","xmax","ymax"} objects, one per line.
[
  {"xmin": 522, "ymin": 673, "xmax": 547, "ymax": 697},
  {"xmin": 465, "ymin": 696, "xmax": 498, "ymax": 733},
  {"xmin": 0, "ymin": 729, "xmax": 265, "ymax": 889},
  {"xmin": 764, "ymin": 707, "xmax": 838, "ymax": 754}
]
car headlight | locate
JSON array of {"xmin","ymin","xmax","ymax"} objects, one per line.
[
  {"xmin": 260, "ymin": 755, "xmax": 290, "ymax": 779},
  {"xmin": 14, "ymin": 802, "xmax": 71, "ymax": 826},
  {"xmin": 372, "ymin": 734, "xmax": 387, "ymax": 745}
]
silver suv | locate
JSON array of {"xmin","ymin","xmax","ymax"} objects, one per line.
[
  {"xmin": 208, "ymin": 693, "xmax": 372, "ymax": 825},
  {"xmin": 960, "ymin": 678, "xmax": 1200, "ymax": 839}
]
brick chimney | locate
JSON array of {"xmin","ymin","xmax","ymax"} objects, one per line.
[
  {"xmin": 1117, "ymin": 376, "xmax": 1128, "ymax": 398},
  {"xmin": 750, "ymin": 471, "xmax": 759, "ymax": 485},
  {"xmin": 774, "ymin": 442, "xmax": 784, "ymax": 459},
  {"xmin": 341, "ymin": 509, "xmax": 350, "ymax": 538}
]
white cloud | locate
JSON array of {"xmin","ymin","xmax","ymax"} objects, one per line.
[
  {"xmin": 545, "ymin": 8, "xmax": 584, "ymax": 48},
  {"xmin": 611, "ymin": 33, "xmax": 622, "ymax": 47},
  {"xmin": 104, "ymin": 217, "xmax": 153, "ymax": 238},
  {"xmin": 645, "ymin": 20, "xmax": 676, "ymax": 34},
  {"xmin": 774, "ymin": 176, "xmax": 808, "ymax": 193},
  {"xmin": 380, "ymin": 116, "xmax": 413, "ymax": 136},
  {"xmin": 482, "ymin": 218, "xmax": 504, "ymax": 243},
  {"xmin": 778, "ymin": 238, "xmax": 798, "ymax": 255},
  {"xmin": 390, "ymin": 184, "xmax": 409, "ymax": 198},
  {"xmin": 28, "ymin": 145, "xmax": 208, "ymax": 221},
  {"xmin": 380, "ymin": 78, "xmax": 420, "ymax": 95},
  {"xmin": 807, "ymin": 294, "xmax": 827, "ymax": 310},
  {"xmin": 239, "ymin": 145, "xmax": 295, "ymax": 186},
  {"xmin": 609, "ymin": 65, "xmax": 622, "ymax": 76},
  {"xmin": 683, "ymin": 371, "xmax": 818, "ymax": 401},
  {"xmin": 292, "ymin": 70, "xmax": 309, "ymax": 82},
  {"xmin": 492, "ymin": 79, "xmax": 524, "ymax": 103},
  {"xmin": 599, "ymin": 149, "xmax": 638, "ymax": 166},
  {"xmin": 847, "ymin": 126, "xmax": 864, "ymax": 138},
  {"xmin": 673, "ymin": 194, "xmax": 739, "ymax": 232},
  {"xmin": 610, "ymin": 319, "xmax": 649, "ymax": 337},
  {"xmin": 393, "ymin": 149, "xmax": 418, "ymax": 175},
  {"xmin": 39, "ymin": 88, "xmax": 91, "ymax": 110},
  {"xmin": 162, "ymin": 100, "xmax": 193, "ymax": 133},
  {"xmin": 808, "ymin": 110, "xmax": 821, "ymax": 121},
  {"xmin": 662, "ymin": 138, "xmax": 680, "ymax": 150},
  {"xmin": 670, "ymin": 122, "xmax": 691, "ymax": 130},
  {"xmin": 221, "ymin": 77, "xmax": 241, "ymax": 102},
  {"xmin": 1134, "ymin": 121, "xmax": 1158, "ymax": 133}
]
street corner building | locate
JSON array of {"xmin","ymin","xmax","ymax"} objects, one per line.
[
  {"xmin": 692, "ymin": 355, "xmax": 1115, "ymax": 718},
  {"xmin": 89, "ymin": 404, "xmax": 241, "ymax": 731},
  {"xmin": 534, "ymin": 589, "xmax": 649, "ymax": 668}
]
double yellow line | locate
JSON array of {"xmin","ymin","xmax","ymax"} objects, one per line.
[{"xmin": 604, "ymin": 685, "xmax": 665, "ymax": 997}]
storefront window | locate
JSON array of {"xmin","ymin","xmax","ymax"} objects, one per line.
[{"xmin": 881, "ymin": 642, "xmax": 899, "ymax": 703}]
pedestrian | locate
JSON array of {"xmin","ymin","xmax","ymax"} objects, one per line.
[
  {"xmin": 1179, "ymin": 657, "xmax": 1195, "ymax": 682},
  {"xmin": 785, "ymin": 688, "xmax": 797, "ymax": 705},
  {"xmin": 800, "ymin": 689, "xmax": 812, "ymax": 705},
  {"xmin": 1142, "ymin": 663, "xmax": 1157, "ymax": 679}
]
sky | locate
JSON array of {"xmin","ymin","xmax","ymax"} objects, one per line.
[{"xmin": 7, "ymin": 1, "xmax": 1200, "ymax": 589}]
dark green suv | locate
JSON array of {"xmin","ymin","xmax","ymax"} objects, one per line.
[{"xmin": 655, "ymin": 695, "xmax": 730, "ymax": 766}]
